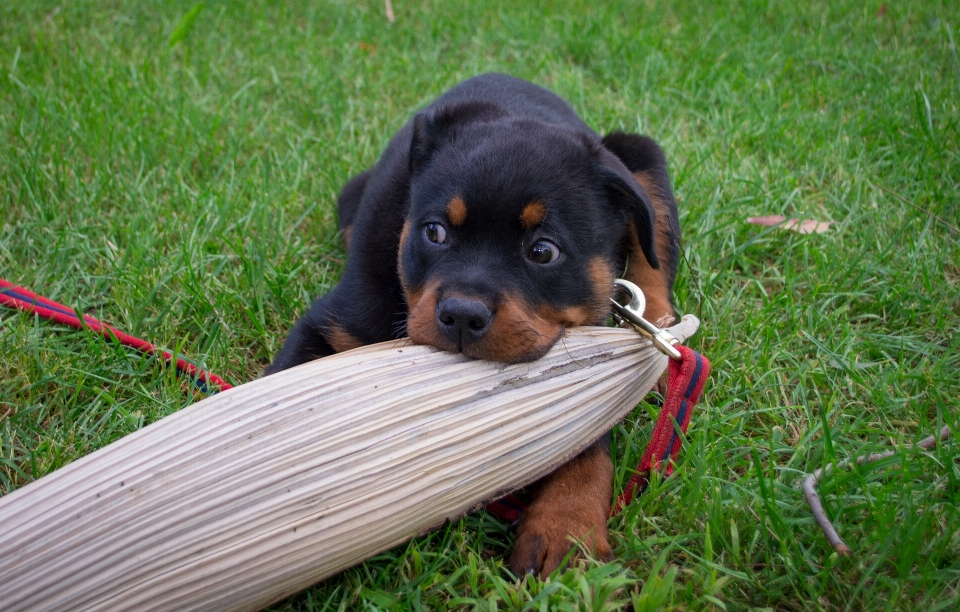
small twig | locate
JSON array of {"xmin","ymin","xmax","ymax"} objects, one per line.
[
  {"xmin": 803, "ymin": 425, "xmax": 953, "ymax": 555},
  {"xmin": 874, "ymin": 183, "xmax": 960, "ymax": 235},
  {"xmin": 384, "ymin": 0, "xmax": 395, "ymax": 23}
]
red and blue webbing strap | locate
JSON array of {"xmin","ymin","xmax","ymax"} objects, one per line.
[
  {"xmin": 0, "ymin": 279, "xmax": 233, "ymax": 393},
  {"xmin": 612, "ymin": 344, "xmax": 709, "ymax": 514},
  {"xmin": 485, "ymin": 344, "xmax": 710, "ymax": 521},
  {"xmin": 485, "ymin": 495, "xmax": 527, "ymax": 525}
]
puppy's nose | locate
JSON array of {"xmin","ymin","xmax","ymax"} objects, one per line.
[{"xmin": 436, "ymin": 297, "xmax": 493, "ymax": 346}]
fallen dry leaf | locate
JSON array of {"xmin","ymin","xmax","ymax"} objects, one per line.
[{"xmin": 747, "ymin": 215, "xmax": 832, "ymax": 234}]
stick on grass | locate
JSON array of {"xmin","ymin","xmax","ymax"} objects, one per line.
[{"xmin": 802, "ymin": 425, "xmax": 954, "ymax": 555}]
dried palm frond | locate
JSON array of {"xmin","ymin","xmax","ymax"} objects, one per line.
[{"xmin": 0, "ymin": 318, "xmax": 698, "ymax": 612}]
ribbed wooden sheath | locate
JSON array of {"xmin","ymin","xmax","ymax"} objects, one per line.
[{"xmin": 0, "ymin": 326, "xmax": 679, "ymax": 612}]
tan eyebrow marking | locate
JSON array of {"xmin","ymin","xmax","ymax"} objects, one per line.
[
  {"xmin": 447, "ymin": 196, "xmax": 467, "ymax": 226},
  {"xmin": 520, "ymin": 201, "xmax": 547, "ymax": 229}
]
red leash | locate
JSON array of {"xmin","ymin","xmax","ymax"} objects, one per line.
[
  {"xmin": 1, "ymin": 279, "xmax": 708, "ymax": 515},
  {"xmin": 0, "ymin": 279, "xmax": 233, "ymax": 392},
  {"xmin": 613, "ymin": 344, "xmax": 709, "ymax": 513}
]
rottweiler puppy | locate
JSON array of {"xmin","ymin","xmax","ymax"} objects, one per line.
[{"xmin": 266, "ymin": 73, "xmax": 680, "ymax": 576}]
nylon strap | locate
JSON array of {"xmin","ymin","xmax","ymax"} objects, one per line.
[
  {"xmin": 0, "ymin": 279, "xmax": 233, "ymax": 392},
  {"xmin": 612, "ymin": 344, "xmax": 709, "ymax": 513}
]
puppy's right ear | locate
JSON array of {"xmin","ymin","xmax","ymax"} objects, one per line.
[
  {"xmin": 409, "ymin": 112, "xmax": 438, "ymax": 176},
  {"xmin": 596, "ymin": 146, "xmax": 660, "ymax": 269}
]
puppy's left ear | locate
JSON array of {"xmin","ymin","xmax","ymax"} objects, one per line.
[{"xmin": 596, "ymin": 147, "xmax": 659, "ymax": 269}]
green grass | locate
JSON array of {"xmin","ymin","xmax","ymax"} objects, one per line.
[{"xmin": 2, "ymin": 0, "xmax": 959, "ymax": 609}]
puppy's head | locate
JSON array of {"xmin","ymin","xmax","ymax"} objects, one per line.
[{"xmin": 398, "ymin": 102, "xmax": 658, "ymax": 362}]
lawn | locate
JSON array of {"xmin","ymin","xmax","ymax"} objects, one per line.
[{"xmin": 1, "ymin": 0, "xmax": 959, "ymax": 609}]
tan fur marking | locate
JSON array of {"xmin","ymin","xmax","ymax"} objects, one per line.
[
  {"xmin": 539, "ymin": 305, "xmax": 592, "ymax": 327},
  {"xmin": 325, "ymin": 324, "xmax": 363, "ymax": 353},
  {"xmin": 471, "ymin": 294, "xmax": 564, "ymax": 362},
  {"xmin": 625, "ymin": 171, "xmax": 675, "ymax": 323},
  {"xmin": 396, "ymin": 221, "xmax": 412, "ymax": 291},
  {"xmin": 520, "ymin": 201, "xmax": 547, "ymax": 229},
  {"xmin": 630, "ymin": 172, "xmax": 679, "ymax": 396},
  {"xmin": 342, "ymin": 225, "xmax": 353, "ymax": 251},
  {"xmin": 508, "ymin": 443, "xmax": 614, "ymax": 576},
  {"xmin": 405, "ymin": 287, "xmax": 423, "ymax": 310},
  {"xmin": 407, "ymin": 287, "xmax": 564, "ymax": 362},
  {"xmin": 446, "ymin": 196, "xmax": 468, "ymax": 226},
  {"xmin": 405, "ymin": 279, "xmax": 451, "ymax": 351},
  {"xmin": 586, "ymin": 257, "xmax": 615, "ymax": 319},
  {"xmin": 535, "ymin": 258, "xmax": 613, "ymax": 328}
]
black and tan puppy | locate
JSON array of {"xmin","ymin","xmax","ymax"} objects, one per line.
[{"xmin": 267, "ymin": 73, "xmax": 680, "ymax": 576}]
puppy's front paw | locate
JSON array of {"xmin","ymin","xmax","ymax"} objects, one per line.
[
  {"xmin": 508, "ymin": 501, "xmax": 613, "ymax": 577},
  {"xmin": 508, "ymin": 441, "xmax": 615, "ymax": 577}
]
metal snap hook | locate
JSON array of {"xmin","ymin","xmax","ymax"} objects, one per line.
[{"xmin": 610, "ymin": 279, "xmax": 683, "ymax": 361}]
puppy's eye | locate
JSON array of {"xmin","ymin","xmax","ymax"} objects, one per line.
[
  {"xmin": 424, "ymin": 222, "xmax": 447, "ymax": 244},
  {"xmin": 527, "ymin": 240, "xmax": 560, "ymax": 264}
]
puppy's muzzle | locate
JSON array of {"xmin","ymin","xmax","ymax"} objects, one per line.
[{"xmin": 436, "ymin": 297, "xmax": 493, "ymax": 348}]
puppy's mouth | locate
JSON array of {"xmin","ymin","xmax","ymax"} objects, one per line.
[
  {"xmin": 407, "ymin": 282, "xmax": 561, "ymax": 362},
  {"xmin": 405, "ymin": 282, "xmax": 600, "ymax": 363}
]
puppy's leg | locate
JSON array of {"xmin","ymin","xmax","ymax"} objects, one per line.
[
  {"xmin": 269, "ymin": 155, "xmax": 410, "ymax": 376},
  {"xmin": 264, "ymin": 270, "xmax": 406, "ymax": 376},
  {"xmin": 337, "ymin": 170, "xmax": 372, "ymax": 251},
  {"xmin": 265, "ymin": 288, "xmax": 373, "ymax": 375},
  {"xmin": 508, "ymin": 438, "xmax": 614, "ymax": 577},
  {"xmin": 264, "ymin": 300, "xmax": 338, "ymax": 375}
]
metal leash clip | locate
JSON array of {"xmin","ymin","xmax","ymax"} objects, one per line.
[{"xmin": 610, "ymin": 279, "xmax": 683, "ymax": 361}]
